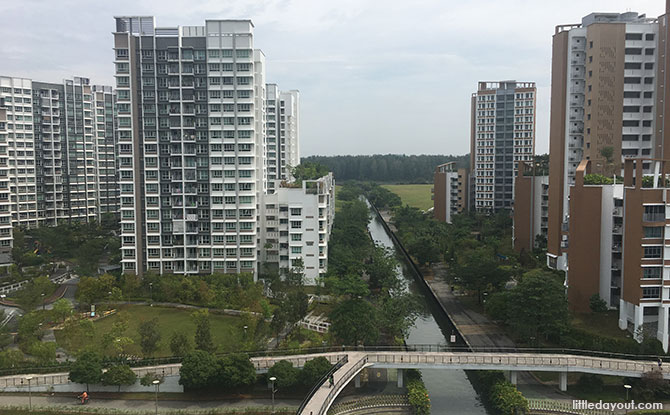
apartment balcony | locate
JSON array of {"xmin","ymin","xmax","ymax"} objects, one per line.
[
  {"xmin": 613, "ymin": 207, "xmax": 623, "ymax": 217},
  {"xmin": 613, "ymin": 224, "xmax": 623, "ymax": 234},
  {"xmin": 612, "ymin": 243, "xmax": 622, "ymax": 253}
]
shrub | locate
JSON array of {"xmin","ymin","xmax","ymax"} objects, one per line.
[
  {"xmin": 406, "ymin": 370, "xmax": 430, "ymax": 415},
  {"xmin": 489, "ymin": 381, "xmax": 528, "ymax": 415},
  {"xmin": 589, "ymin": 294, "xmax": 608, "ymax": 313},
  {"xmin": 267, "ymin": 360, "xmax": 300, "ymax": 389}
]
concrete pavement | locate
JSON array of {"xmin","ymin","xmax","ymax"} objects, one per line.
[{"xmin": 0, "ymin": 394, "xmax": 300, "ymax": 411}]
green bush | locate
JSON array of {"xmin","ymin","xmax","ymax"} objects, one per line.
[
  {"xmin": 576, "ymin": 374, "xmax": 604, "ymax": 393},
  {"xmin": 489, "ymin": 381, "xmax": 528, "ymax": 415},
  {"xmin": 406, "ymin": 370, "xmax": 430, "ymax": 415}
]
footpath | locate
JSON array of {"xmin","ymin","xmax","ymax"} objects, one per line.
[{"xmin": 0, "ymin": 394, "xmax": 300, "ymax": 411}]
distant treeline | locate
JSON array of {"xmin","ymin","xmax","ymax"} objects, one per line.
[{"xmin": 301, "ymin": 154, "xmax": 470, "ymax": 183}]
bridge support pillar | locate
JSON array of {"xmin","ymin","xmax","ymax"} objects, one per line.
[
  {"xmin": 355, "ymin": 374, "xmax": 361, "ymax": 388},
  {"xmin": 397, "ymin": 369, "xmax": 404, "ymax": 388},
  {"xmin": 559, "ymin": 371, "xmax": 567, "ymax": 392},
  {"xmin": 509, "ymin": 371, "xmax": 517, "ymax": 386}
]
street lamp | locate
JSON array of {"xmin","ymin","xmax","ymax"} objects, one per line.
[
  {"xmin": 149, "ymin": 282, "xmax": 153, "ymax": 305},
  {"xmin": 25, "ymin": 376, "xmax": 33, "ymax": 411},
  {"xmin": 624, "ymin": 384, "xmax": 632, "ymax": 413},
  {"xmin": 152, "ymin": 379, "xmax": 160, "ymax": 415},
  {"xmin": 269, "ymin": 376, "xmax": 277, "ymax": 414},
  {"xmin": 41, "ymin": 293, "xmax": 45, "ymax": 311}
]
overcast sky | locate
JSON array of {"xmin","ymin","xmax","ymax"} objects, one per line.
[{"xmin": 0, "ymin": 0, "xmax": 665, "ymax": 156}]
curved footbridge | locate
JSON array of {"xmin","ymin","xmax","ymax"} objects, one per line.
[{"xmin": 1, "ymin": 349, "xmax": 666, "ymax": 415}]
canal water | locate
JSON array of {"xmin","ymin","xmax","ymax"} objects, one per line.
[{"xmin": 367, "ymin": 208, "xmax": 488, "ymax": 414}]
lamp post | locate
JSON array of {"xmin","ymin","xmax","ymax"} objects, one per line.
[
  {"xmin": 25, "ymin": 376, "xmax": 33, "ymax": 411},
  {"xmin": 624, "ymin": 384, "xmax": 632, "ymax": 414},
  {"xmin": 41, "ymin": 293, "xmax": 45, "ymax": 311},
  {"xmin": 269, "ymin": 376, "xmax": 276, "ymax": 414},
  {"xmin": 152, "ymin": 379, "xmax": 160, "ymax": 415},
  {"xmin": 149, "ymin": 282, "xmax": 153, "ymax": 305}
]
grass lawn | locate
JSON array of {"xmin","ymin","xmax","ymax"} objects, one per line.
[
  {"xmin": 572, "ymin": 311, "xmax": 631, "ymax": 341},
  {"xmin": 335, "ymin": 185, "xmax": 343, "ymax": 213},
  {"xmin": 55, "ymin": 305, "xmax": 257, "ymax": 357},
  {"xmin": 381, "ymin": 184, "xmax": 433, "ymax": 210}
]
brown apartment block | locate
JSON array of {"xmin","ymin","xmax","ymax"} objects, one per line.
[
  {"xmin": 512, "ymin": 162, "xmax": 548, "ymax": 253},
  {"xmin": 547, "ymin": 9, "xmax": 668, "ymax": 272},
  {"xmin": 432, "ymin": 162, "xmax": 468, "ymax": 223}
]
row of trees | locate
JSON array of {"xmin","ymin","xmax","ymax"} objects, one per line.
[
  {"xmin": 75, "ymin": 272, "xmax": 268, "ymax": 314},
  {"xmin": 323, "ymin": 185, "xmax": 419, "ymax": 345},
  {"xmin": 69, "ymin": 350, "xmax": 163, "ymax": 392},
  {"xmin": 303, "ymin": 154, "xmax": 469, "ymax": 183},
  {"xmin": 11, "ymin": 215, "xmax": 120, "ymax": 276}
]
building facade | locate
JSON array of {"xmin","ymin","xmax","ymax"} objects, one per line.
[
  {"xmin": 548, "ymin": 11, "xmax": 662, "ymax": 271},
  {"xmin": 471, "ymin": 81, "xmax": 536, "ymax": 211},
  {"xmin": 93, "ymin": 85, "xmax": 119, "ymax": 218},
  {"xmin": 260, "ymin": 173, "xmax": 334, "ymax": 285},
  {"xmin": 512, "ymin": 162, "xmax": 548, "ymax": 253},
  {"xmin": 113, "ymin": 16, "xmax": 315, "ymax": 280},
  {"xmin": 432, "ymin": 162, "xmax": 468, "ymax": 224},
  {"xmin": 265, "ymin": 85, "xmax": 299, "ymax": 192},
  {"xmin": 0, "ymin": 98, "xmax": 13, "ymax": 263}
]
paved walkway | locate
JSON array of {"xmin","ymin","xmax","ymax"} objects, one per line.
[
  {"xmin": 426, "ymin": 263, "xmax": 515, "ymax": 350},
  {"xmin": 0, "ymin": 394, "xmax": 300, "ymax": 410},
  {"xmin": 299, "ymin": 352, "xmax": 368, "ymax": 415}
]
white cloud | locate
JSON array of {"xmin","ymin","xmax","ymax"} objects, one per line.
[{"xmin": 0, "ymin": 0, "xmax": 665, "ymax": 156}]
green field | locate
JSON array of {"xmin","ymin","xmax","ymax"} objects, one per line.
[
  {"xmin": 381, "ymin": 184, "xmax": 433, "ymax": 210},
  {"xmin": 55, "ymin": 305, "xmax": 257, "ymax": 357}
]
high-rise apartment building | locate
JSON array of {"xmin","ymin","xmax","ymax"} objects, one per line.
[
  {"xmin": 471, "ymin": 81, "xmax": 536, "ymax": 211},
  {"xmin": 92, "ymin": 85, "xmax": 119, "ymax": 217},
  {"xmin": 279, "ymin": 90, "xmax": 300, "ymax": 176},
  {"xmin": 260, "ymin": 173, "xmax": 334, "ymax": 285},
  {"xmin": 512, "ymin": 162, "xmax": 548, "ymax": 253},
  {"xmin": 432, "ymin": 162, "xmax": 468, "ymax": 224},
  {"xmin": 0, "ymin": 98, "xmax": 13, "ymax": 263},
  {"xmin": 114, "ymin": 17, "xmax": 268, "ymax": 276},
  {"xmin": 265, "ymin": 85, "xmax": 299, "ymax": 192},
  {"xmin": 33, "ymin": 77, "xmax": 100, "ymax": 224},
  {"xmin": 547, "ymin": 11, "xmax": 662, "ymax": 271},
  {"xmin": 0, "ymin": 77, "xmax": 38, "ymax": 229}
]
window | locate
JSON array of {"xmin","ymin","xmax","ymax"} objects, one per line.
[
  {"xmin": 644, "ymin": 205, "xmax": 664, "ymax": 222},
  {"xmin": 644, "ymin": 227, "xmax": 663, "ymax": 238},
  {"xmin": 291, "ymin": 247, "xmax": 302, "ymax": 254},
  {"xmin": 643, "ymin": 267, "xmax": 662, "ymax": 279},
  {"xmin": 643, "ymin": 246, "xmax": 662, "ymax": 259},
  {"xmin": 642, "ymin": 287, "xmax": 661, "ymax": 299}
]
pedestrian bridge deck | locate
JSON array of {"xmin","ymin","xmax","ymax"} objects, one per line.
[{"xmin": 1, "ymin": 349, "xmax": 666, "ymax": 415}]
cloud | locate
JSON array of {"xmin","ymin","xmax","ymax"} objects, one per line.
[{"xmin": 0, "ymin": 0, "xmax": 665, "ymax": 156}]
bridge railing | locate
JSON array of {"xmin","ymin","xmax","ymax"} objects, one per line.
[
  {"xmin": 295, "ymin": 355, "xmax": 348, "ymax": 415},
  {"xmin": 0, "ymin": 343, "xmax": 665, "ymax": 377},
  {"xmin": 318, "ymin": 356, "xmax": 369, "ymax": 415}
]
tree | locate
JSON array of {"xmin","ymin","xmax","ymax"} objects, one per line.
[
  {"xmin": 138, "ymin": 318, "xmax": 161, "ymax": 357},
  {"xmin": 27, "ymin": 341, "xmax": 56, "ymax": 365},
  {"xmin": 101, "ymin": 317, "xmax": 134, "ymax": 356},
  {"xmin": 179, "ymin": 350, "xmax": 218, "ymax": 390},
  {"xmin": 169, "ymin": 331, "xmax": 193, "ymax": 357},
  {"xmin": 589, "ymin": 293, "xmax": 608, "ymax": 313},
  {"xmin": 329, "ymin": 299, "xmax": 379, "ymax": 345},
  {"xmin": 217, "ymin": 353, "xmax": 257, "ymax": 390},
  {"xmin": 505, "ymin": 271, "xmax": 570, "ymax": 341},
  {"xmin": 69, "ymin": 350, "xmax": 103, "ymax": 391},
  {"xmin": 102, "ymin": 365, "xmax": 137, "ymax": 392},
  {"xmin": 52, "ymin": 299, "xmax": 73, "ymax": 323},
  {"xmin": 301, "ymin": 357, "xmax": 332, "ymax": 387},
  {"xmin": 192, "ymin": 310, "xmax": 216, "ymax": 353},
  {"xmin": 17, "ymin": 311, "xmax": 45, "ymax": 345},
  {"xmin": 451, "ymin": 247, "xmax": 510, "ymax": 304},
  {"xmin": 15, "ymin": 276, "xmax": 55, "ymax": 311},
  {"xmin": 267, "ymin": 360, "xmax": 300, "ymax": 389},
  {"xmin": 365, "ymin": 247, "xmax": 401, "ymax": 293},
  {"xmin": 325, "ymin": 273, "xmax": 370, "ymax": 298}
]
